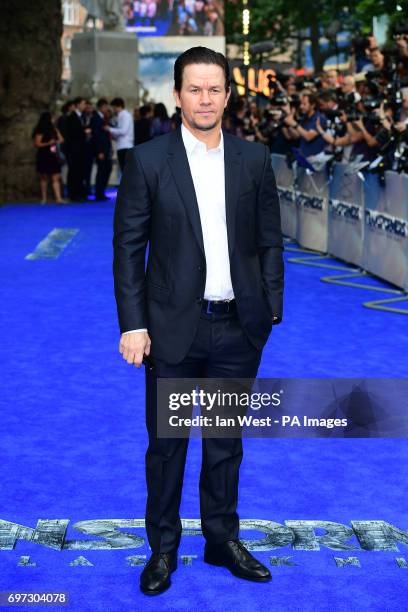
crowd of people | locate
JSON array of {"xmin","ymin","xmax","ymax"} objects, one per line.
[
  {"xmin": 32, "ymin": 97, "xmax": 181, "ymax": 203},
  {"xmin": 32, "ymin": 29, "xmax": 408, "ymax": 203},
  {"xmin": 227, "ymin": 31, "xmax": 408, "ymax": 176}
]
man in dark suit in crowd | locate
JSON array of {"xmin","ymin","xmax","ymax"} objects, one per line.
[
  {"xmin": 134, "ymin": 104, "xmax": 153, "ymax": 145},
  {"xmin": 57, "ymin": 100, "xmax": 75, "ymax": 161},
  {"xmin": 90, "ymin": 98, "xmax": 112, "ymax": 201},
  {"xmin": 113, "ymin": 46, "xmax": 284, "ymax": 595},
  {"xmin": 65, "ymin": 97, "xmax": 89, "ymax": 201},
  {"xmin": 83, "ymin": 99, "xmax": 95, "ymax": 197}
]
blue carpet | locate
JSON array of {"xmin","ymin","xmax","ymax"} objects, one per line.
[{"xmin": 0, "ymin": 198, "xmax": 407, "ymax": 611}]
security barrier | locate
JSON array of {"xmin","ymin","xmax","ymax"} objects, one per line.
[{"xmin": 271, "ymin": 154, "xmax": 408, "ymax": 291}]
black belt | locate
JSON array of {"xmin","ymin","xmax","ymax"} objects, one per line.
[{"xmin": 201, "ymin": 298, "xmax": 236, "ymax": 314}]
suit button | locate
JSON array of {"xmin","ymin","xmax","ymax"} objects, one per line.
[
  {"xmin": 198, "ymin": 265, "xmax": 202, "ymax": 271},
  {"xmin": 196, "ymin": 297, "xmax": 202, "ymax": 304}
]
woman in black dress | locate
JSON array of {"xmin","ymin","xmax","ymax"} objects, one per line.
[{"xmin": 32, "ymin": 112, "xmax": 66, "ymax": 204}]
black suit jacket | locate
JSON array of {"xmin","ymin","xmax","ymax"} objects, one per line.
[
  {"xmin": 90, "ymin": 111, "xmax": 112, "ymax": 157},
  {"xmin": 65, "ymin": 111, "xmax": 86, "ymax": 156},
  {"xmin": 113, "ymin": 125, "xmax": 284, "ymax": 364}
]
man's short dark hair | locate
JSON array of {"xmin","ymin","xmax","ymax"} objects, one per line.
[
  {"xmin": 111, "ymin": 97, "xmax": 125, "ymax": 108},
  {"xmin": 318, "ymin": 90, "xmax": 337, "ymax": 103},
  {"xmin": 61, "ymin": 101, "xmax": 74, "ymax": 114},
  {"xmin": 139, "ymin": 104, "xmax": 151, "ymax": 117},
  {"xmin": 174, "ymin": 46, "xmax": 230, "ymax": 93},
  {"xmin": 97, "ymin": 98, "xmax": 109, "ymax": 109},
  {"xmin": 73, "ymin": 96, "xmax": 85, "ymax": 106},
  {"xmin": 301, "ymin": 91, "xmax": 318, "ymax": 107}
]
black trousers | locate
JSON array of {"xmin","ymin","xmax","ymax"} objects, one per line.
[
  {"xmin": 95, "ymin": 157, "xmax": 112, "ymax": 198},
  {"xmin": 84, "ymin": 145, "xmax": 94, "ymax": 196},
  {"xmin": 66, "ymin": 153, "xmax": 86, "ymax": 200},
  {"xmin": 144, "ymin": 306, "xmax": 263, "ymax": 553}
]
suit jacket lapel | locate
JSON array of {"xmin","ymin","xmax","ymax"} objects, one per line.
[
  {"xmin": 223, "ymin": 130, "xmax": 242, "ymax": 259},
  {"xmin": 167, "ymin": 127, "xmax": 205, "ymax": 257},
  {"xmin": 167, "ymin": 125, "xmax": 242, "ymax": 259}
]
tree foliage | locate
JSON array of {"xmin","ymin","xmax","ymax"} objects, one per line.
[{"xmin": 226, "ymin": 0, "xmax": 408, "ymax": 71}]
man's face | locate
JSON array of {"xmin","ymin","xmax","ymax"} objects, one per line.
[
  {"xmin": 370, "ymin": 49, "xmax": 383, "ymax": 67},
  {"xmin": 77, "ymin": 100, "xmax": 86, "ymax": 113},
  {"xmin": 173, "ymin": 63, "xmax": 230, "ymax": 132},
  {"xmin": 342, "ymin": 77, "xmax": 354, "ymax": 94},
  {"xmin": 319, "ymin": 99, "xmax": 335, "ymax": 111},
  {"xmin": 326, "ymin": 71, "xmax": 338, "ymax": 87},
  {"xmin": 287, "ymin": 83, "xmax": 296, "ymax": 96},
  {"xmin": 299, "ymin": 95, "xmax": 313, "ymax": 115}
]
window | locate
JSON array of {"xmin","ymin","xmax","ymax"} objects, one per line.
[{"xmin": 63, "ymin": 0, "xmax": 79, "ymax": 26}]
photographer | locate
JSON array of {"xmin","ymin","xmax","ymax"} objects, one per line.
[
  {"xmin": 392, "ymin": 25, "xmax": 408, "ymax": 77},
  {"xmin": 246, "ymin": 101, "xmax": 263, "ymax": 143},
  {"xmin": 390, "ymin": 87, "xmax": 408, "ymax": 171},
  {"xmin": 225, "ymin": 97, "xmax": 259, "ymax": 141},
  {"xmin": 341, "ymin": 75, "xmax": 362, "ymax": 103},
  {"xmin": 316, "ymin": 90, "xmax": 349, "ymax": 159},
  {"xmin": 282, "ymin": 91, "xmax": 327, "ymax": 157},
  {"xmin": 395, "ymin": 87, "xmax": 408, "ymax": 126},
  {"xmin": 368, "ymin": 46, "xmax": 386, "ymax": 71},
  {"xmin": 348, "ymin": 100, "xmax": 392, "ymax": 161},
  {"xmin": 315, "ymin": 104, "xmax": 352, "ymax": 160},
  {"xmin": 254, "ymin": 85, "xmax": 298, "ymax": 154}
]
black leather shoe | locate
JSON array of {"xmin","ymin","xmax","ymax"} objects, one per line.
[
  {"xmin": 204, "ymin": 539, "xmax": 271, "ymax": 582},
  {"xmin": 140, "ymin": 551, "xmax": 178, "ymax": 595}
]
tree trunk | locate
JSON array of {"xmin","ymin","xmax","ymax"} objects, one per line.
[
  {"xmin": 0, "ymin": 1, "xmax": 62, "ymax": 203},
  {"xmin": 309, "ymin": 15, "xmax": 325, "ymax": 73}
]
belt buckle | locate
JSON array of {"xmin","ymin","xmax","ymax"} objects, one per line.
[{"xmin": 224, "ymin": 298, "xmax": 233, "ymax": 312}]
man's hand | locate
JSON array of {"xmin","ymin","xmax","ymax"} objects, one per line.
[
  {"xmin": 352, "ymin": 117, "xmax": 364, "ymax": 132},
  {"xmin": 283, "ymin": 113, "xmax": 297, "ymax": 128},
  {"xmin": 395, "ymin": 121, "xmax": 408, "ymax": 133},
  {"xmin": 119, "ymin": 331, "xmax": 151, "ymax": 368}
]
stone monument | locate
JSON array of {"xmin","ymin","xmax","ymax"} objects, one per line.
[{"xmin": 69, "ymin": 0, "xmax": 139, "ymax": 107}]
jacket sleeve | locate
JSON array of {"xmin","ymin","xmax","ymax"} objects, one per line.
[
  {"xmin": 257, "ymin": 145, "xmax": 284, "ymax": 323},
  {"xmin": 113, "ymin": 148, "xmax": 151, "ymax": 333}
]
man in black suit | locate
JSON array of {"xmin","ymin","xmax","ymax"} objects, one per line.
[
  {"xmin": 90, "ymin": 98, "xmax": 112, "ymax": 200},
  {"xmin": 64, "ymin": 97, "xmax": 89, "ymax": 201},
  {"xmin": 113, "ymin": 47, "xmax": 284, "ymax": 595},
  {"xmin": 134, "ymin": 104, "xmax": 153, "ymax": 145}
]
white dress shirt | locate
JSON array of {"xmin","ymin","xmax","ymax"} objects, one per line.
[
  {"xmin": 124, "ymin": 122, "xmax": 234, "ymax": 334},
  {"xmin": 109, "ymin": 109, "xmax": 134, "ymax": 150}
]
